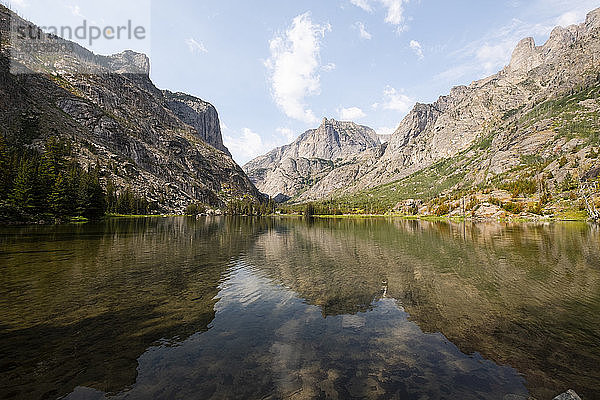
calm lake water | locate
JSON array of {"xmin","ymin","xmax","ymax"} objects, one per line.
[{"xmin": 0, "ymin": 217, "xmax": 599, "ymax": 400}]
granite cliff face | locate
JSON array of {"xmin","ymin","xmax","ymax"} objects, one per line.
[
  {"xmin": 163, "ymin": 90, "xmax": 231, "ymax": 156},
  {"xmin": 0, "ymin": 5, "xmax": 258, "ymax": 212},
  {"xmin": 243, "ymin": 118, "xmax": 381, "ymax": 200},
  {"xmin": 247, "ymin": 8, "xmax": 600, "ymax": 203}
]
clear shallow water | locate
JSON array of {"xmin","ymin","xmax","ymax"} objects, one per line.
[{"xmin": 0, "ymin": 217, "xmax": 599, "ymax": 400}]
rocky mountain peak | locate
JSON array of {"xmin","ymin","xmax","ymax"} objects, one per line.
[
  {"xmin": 102, "ymin": 50, "xmax": 150, "ymax": 75},
  {"xmin": 509, "ymin": 37, "xmax": 543, "ymax": 73},
  {"xmin": 243, "ymin": 118, "xmax": 381, "ymax": 199},
  {"xmin": 585, "ymin": 7, "xmax": 600, "ymax": 28},
  {"xmin": 163, "ymin": 90, "xmax": 231, "ymax": 156},
  {"xmin": 0, "ymin": 4, "xmax": 260, "ymax": 212},
  {"xmin": 294, "ymin": 118, "xmax": 380, "ymax": 160},
  {"xmin": 509, "ymin": 8, "xmax": 600, "ymax": 74}
]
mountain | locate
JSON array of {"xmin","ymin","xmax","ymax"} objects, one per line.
[
  {"xmin": 243, "ymin": 118, "xmax": 381, "ymax": 201},
  {"xmin": 249, "ymin": 8, "xmax": 600, "ymax": 211},
  {"xmin": 0, "ymin": 5, "xmax": 260, "ymax": 213},
  {"xmin": 162, "ymin": 90, "xmax": 232, "ymax": 157},
  {"xmin": 350, "ymin": 9, "xmax": 600, "ymax": 192}
]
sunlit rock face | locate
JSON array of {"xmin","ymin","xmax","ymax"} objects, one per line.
[
  {"xmin": 0, "ymin": 5, "xmax": 259, "ymax": 212},
  {"xmin": 247, "ymin": 8, "xmax": 600, "ymax": 202},
  {"xmin": 243, "ymin": 118, "xmax": 381, "ymax": 200},
  {"xmin": 163, "ymin": 90, "xmax": 232, "ymax": 157}
]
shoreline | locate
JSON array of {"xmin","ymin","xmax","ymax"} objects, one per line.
[{"xmin": 0, "ymin": 213, "xmax": 594, "ymax": 226}]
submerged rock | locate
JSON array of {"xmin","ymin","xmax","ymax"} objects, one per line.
[{"xmin": 553, "ymin": 389, "xmax": 582, "ymax": 400}]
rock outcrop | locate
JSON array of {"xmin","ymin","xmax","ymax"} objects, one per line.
[
  {"xmin": 247, "ymin": 7, "xmax": 600, "ymax": 203},
  {"xmin": 163, "ymin": 90, "xmax": 231, "ymax": 156},
  {"xmin": 0, "ymin": 5, "xmax": 259, "ymax": 212},
  {"xmin": 243, "ymin": 118, "xmax": 380, "ymax": 200}
]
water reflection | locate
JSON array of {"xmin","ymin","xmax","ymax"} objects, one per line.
[
  {"xmin": 0, "ymin": 218, "xmax": 598, "ymax": 399},
  {"xmin": 249, "ymin": 219, "xmax": 600, "ymax": 399},
  {"xmin": 0, "ymin": 217, "xmax": 265, "ymax": 399},
  {"xmin": 66, "ymin": 263, "xmax": 527, "ymax": 400}
]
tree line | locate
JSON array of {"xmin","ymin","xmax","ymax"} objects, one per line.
[
  {"xmin": 0, "ymin": 135, "xmax": 106, "ymax": 222},
  {"xmin": 0, "ymin": 134, "xmax": 153, "ymax": 222},
  {"xmin": 224, "ymin": 196, "xmax": 276, "ymax": 216}
]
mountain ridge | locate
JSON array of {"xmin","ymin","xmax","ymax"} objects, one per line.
[
  {"xmin": 248, "ymin": 7, "xmax": 600, "ymax": 207},
  {"xmin": 0, "ymin": 4, "xmax": 259, "ymax": 213},
  {"xmin": 243, "ymin": 117, "xmax": 381, "ymax": 201}
]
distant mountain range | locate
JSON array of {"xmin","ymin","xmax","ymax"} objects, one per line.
[
  {"xmin": 245, "ymin": 8, "xmax": 600, "ymax": 209},
  {"xmin": 0, "ymin": 4, "xmax": 261, "ymax": 213}
]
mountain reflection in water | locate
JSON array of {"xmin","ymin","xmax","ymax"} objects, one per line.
[{"xmin": 0, "ymin": 217, "xmax": 598, "ymax": 400}]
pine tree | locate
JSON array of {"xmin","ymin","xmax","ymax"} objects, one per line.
[
  {"xmin": 65, "ymin": 164, "xmax": 80, "ymax": 217},
  {"xmin": 10, "ymin": 159, "xmax": 36, "ymax": 214},
  {"xmin": 17, "ymin": 113, "xmax": 40, "ymax": 147},
  {"xmin": 0, "ymin": 133, "xmax": 10, "ymax": 200},
  {"xmin": 41, "ymin": 136, "xmax": 66, "ymax": 183},
  {"xmin": 78, "ymin": 166, "xmax": 106, "ymax": 220},
  {"xmin": 105, "ymin": 178, "xmax": 117, "ymax": 213},
  {"xmin": 116, "ymin": 186, "xmax": 133, "ymax": 214},
  {"xmin": 49, "ymin": 171, "xmax": 70, "ymax": 220}
]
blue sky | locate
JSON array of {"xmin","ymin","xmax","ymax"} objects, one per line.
[{"xmin": 5, "ymin": 0, "xmax": 600, "ymax": 164}]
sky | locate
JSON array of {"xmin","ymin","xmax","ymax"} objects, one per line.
[{"xmin": 4, "ymin": 0, "xmax": 600, "ymax": 164}]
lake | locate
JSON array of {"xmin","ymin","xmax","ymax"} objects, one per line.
[{"xmin": 0, "ymin": 217, "xmax": 599, "ymax": 400}]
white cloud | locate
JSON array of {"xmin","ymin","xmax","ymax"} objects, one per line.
[
  {"xmin": 321, "ymin": 62, "xmax": 336, "ymax": 71},
  {"xmin": 476, "ymin": 43, "xmax": 513, "ymax": 75},
  {"xmin": 350, "ymin": 0, "xmax": 373, "ymax": 12},
  {"xmin": 380, "ymin": 86, "xmax": 415, "ymax": 113},
  {"xmin": 354, "ymin": 22, "xmax": 372, "ymax": 40},
  {"xmin": 380, "ymin": 0, "xmax": 408, "ymax": 26},
  {"xmin": 224, "ymin": 126, "xmax": 298, "ymax": 164},
  {"xmin": 9, "ymin": 0, "xmax": 28, "ymax": 8},
  {"xmin": 185, "ymin": 38, "xmax": 208, "ymax": 54},
  {"xmin": 224, "ymin": 128, "xmax": 269, "ymax": 165},
  {"xmin": 276, "ymin": 127, "xmax": 296, "ymax": 142},
  {"xmin": 68, "ymin": 4, "xmax": 84, "ymax": 18},
  {"xmin": 376, "ymin": 126, "xmax": 396, "ymax": 137},
  {"xmin": 338, "ymin": 106, "xmax": 366, "ymax": 120},
  {"xmin": 436, "ymin": 2, "xmax": 597, "ymax": 85},
  {"xmin": 409, "ymin": 40, "xmax": 424, "ymax": 59},
  {"xmin": 349, "ymin": 0, "xmax": 410, "ymax": 32},
  {"xmin": 265, "ymin": 12, "xmax": 331, "ymax": 124},
  {"xmin": 556, "ymin": 11, "xmax": 583, "ymax": 27}
]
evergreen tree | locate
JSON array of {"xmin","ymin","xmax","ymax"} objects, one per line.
[
  {"xmin": 41, "ymin": 136, "xmax": 66, "ymax": 183},
  {"xmin": 105, "ymin": 178, "xmax": 117, "ymax": 213},
  {"xmin": 10, "ymin": 159, "xmax": 36, "ymax": 213},
  {"xmin": 65, "ymin": 164, "xmax": 81, "ymax": 217},
  {"xmin": 49, "ymin": 171, "xmax": 71, "ymax": 220},
  {"xmin": 17, "ymin": 113, "xmax": 41, "ymax": 147},
  {"xmin": 78, "ymin": 166, "xmax": 106, "ymax": 220},
  {"xmin": 29, "ymin": 156, "xmax": 55, "ymax": 215},
  {"xmin": 116, "ymin": 187, "xmax": 133, "ymax": 214},
  {"xmin": 0, "ymin": 133, "xmax": 10, "ymax": 200}
]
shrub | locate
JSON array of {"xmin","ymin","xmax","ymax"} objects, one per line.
[
  {"xmin": 586, "ymin": 148, "xmax": 599, "ymax": 158},
  {"xmin": 185, "ymin": 203, "xmax": 207, "ymax": 216},
  {"xmin": 502, "ymin": 201, "xmax": 525, "ymax": 214},
  {"xmin": 559, "ymin": 156, "xmax": 568, "ymax": 167},
  {"xmin": 489, "ymin": 197, "xmax": 502, "ymax": 207},
  {"xmin": 561, "ymin": 173, "xmax": 578, "ymax": 192},
  {"xmin": 500, "ymin": 177, "xmax": 537, "ymax": 197},
  {"xmin": 528, "ymin": 202, "xmax": 543, "ymax": 215},
  {"xmin": 466, "ymin": 198, "xmax": 479, "ymax": 211},
  {"xmin": 435, "ymin": 203, "xmax": 450, "ymax": 216}
]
